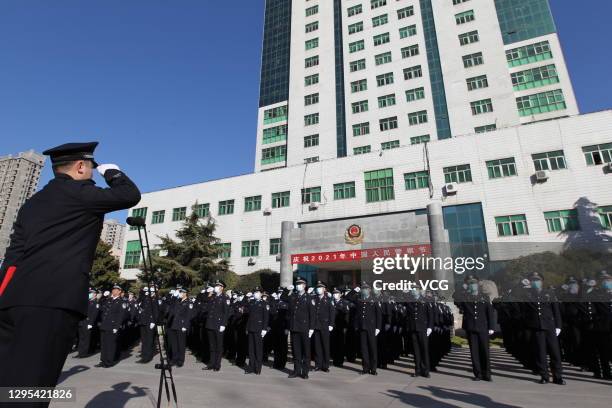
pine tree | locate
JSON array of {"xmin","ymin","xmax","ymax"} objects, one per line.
[{"xmin": 90, "ymin": 240, "xmax": 123, "ymax": 290}]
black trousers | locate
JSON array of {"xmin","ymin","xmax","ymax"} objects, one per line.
[
  {"xmin": 410, "ymin": 331, "xmax": 430, "ymax": 376},
  {"xmin": 291, "ymin": 331, "xmax": 310, "ymax": 375},
  {"xmin": 100, "ymin": 329, "xmax": 119, "ymax": 366},
  {"xmin": 206, "ymin": 329, "xmax": 224, "ymax": 369},
  {"xmin": 466, "ymin": 330, "xmax": 491, "ymax": 378},
  {"xmin": 272, "ymin": 329, "xmax": 288, "ymax": 369},
  {"xmin": 139, "ymin": 325, "xmax": 156, "ymax": 362},
  {"xmin": 359, "ymin": 329, "xmax": 377, "ymax": 372},
  {"xmin": 76, "ymin": 323, "xmax": 92, "ymax": 357},
  {"xmin": 532, "ymin": 329, "xmax": 563, "ymax": 381},
  {"xmin": 331, "ymin": 328, "xmax": 345, "ymax": 366},
  {"xmin": 247, "ymin": 332, "xmax": 264, "ymax": 373},
  {"xmin": 313, "ymin": 329, "xmax": 330, "ymax": 370},
  {"xmin": 585, "ymin": 330, "xmax": 611, "ymax": 378},
  {"xmin": 168, "ymin": 329, "xmax": 187, "ymax": 365},
  {"xmin": 0, "ymin": 306, "xmax": 79, "ymax": 398}
]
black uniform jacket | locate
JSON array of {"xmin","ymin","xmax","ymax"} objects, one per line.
[
  {"xmin": 520, "ymin": 289, "xmax": 562, "ymax": 331},
  {"xmin": 456, "ymin": 294, "xmax": 495, "ymax": 332},
  {"xmin": 246, "ymin": 299, "xmax": 270, "ymax": 333},
  {"xmin": 204, "ymin": 294, "xmax": 230, "ymax": 331}
]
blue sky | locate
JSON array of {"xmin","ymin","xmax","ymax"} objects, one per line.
[{"xmin": 0, "ymin": 0, "xmax": 610, "ymax": 221}]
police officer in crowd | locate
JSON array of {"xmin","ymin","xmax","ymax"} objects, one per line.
[
  {"xmin": 97, "ymin": 284, "xmax": 129, "ymax": 368},
  {"xmin": 203, "ymin": 280, "xmax": 230, "ymax": 371},
  {"xmin": 312, "ymin": 281, "xmax": 335, "ymax": 372},
  {"xmin": 245, "ymin": 287, "xmax": 269, "ymax": 375},
  {"xmin": 403, "ymin": 288, "xmax": 433, "ymax": 378},
  {"xmin": 331, "ymin": 287, "xmax": 351, "ymax": 367},
  {"xmin": 167, "ymin": 288, "xmax": 194, "ymax": 367},
  {"xmin": 75, "ymin": 288, "xmax": 101, "ymax": 358},
  {"xmin": 136, "ymin": 286, "xmax": 159, "ymax": 364},
  {"xmin": 282, "ymin": 277, "xmax": 314, "ymax": 379},
  {"xmin": 348, "ymin": 282, "xmax": 382, "ymax": 375}
]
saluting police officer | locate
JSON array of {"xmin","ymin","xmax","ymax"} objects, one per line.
[
  {"xmin": 97, "ymin": 284, "xmax": 129, "ymax": 368},
  {"xmin": 404, "ymin": 288, "xmax": 433, "ymax": 378},
  {"xmin": 245, "ymin": 287, "xmax": 269, "ymax": 375},
  {"xmin": 349, "ymin": 282, "xmax": 382, "ymax": 376},
  {"xmin": 75, "ymin": 288, "xmax": 100, "ymax": 358},
  {"xmin": 0, "ymin": 142, "xmax": 140, "ymax": 389},
  {"xmin": 203, "ymin": 280, "xmax": 230, "ymax": 372},
  {"xmin": 312, "ymin": 281, "xmax": 335, "ymax": 372},
  {"xmin": 168, "ymin": 288, "xmax": 194, "ymax": 367},
  {"xmin": 282, "ymin": 277, "xmax": 315, "ymax": 379},
  {"xmin": 136, "ymin": 286, "xmax": 159, "ymax": 363}
]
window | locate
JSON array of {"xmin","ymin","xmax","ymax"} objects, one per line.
[
  {"xmin": 353, "ymin": 122, "xmax": 370, "ymax": 136},
  {"xmin": 444, "ymin": 164, "xmax": 472, "ymax": 183},
  {"xmin": 466, "ymin": 75, "xmax": 488, "ymax": 91},
  {"xmin": 455, "ymin": 10, "xmax": 475, "ymax": 25},
  {"xmin": 272, "ymin": 191, "xmax": 290, "ymax": 208},
  {"xmin": 305, "ymin": 38, "xmax": 319, "ymax": 50},
  {"xmin": 301, "ymin": 187, "xmax": 321, "ymax": 204},
  {"xmin": 348, "ymin": 22, "xmax": 364, "ymax": 34},
  {"xmin": 373, "ymin": 33, "xmax": 390, "ymax": 46},
  {"xmin": 399, "ymin": 25, "xmax": 417, "ymax": 38},
  {"xmin": 172, "ymin": 207, "xmax": 186, "ymax": 221},
  {"xmin": 304, "ymin": 134, "xmax": 319, "ymax": 147},
  {"xmin": 305, "ymin": 55, "xmax": 319, "ymax": 68},
  {"xmin": 349, "ymin": 40, "xmax": 365, "ymax": 53},
  {"xmin": 378, "ymin": 94, "xmax": 396, "ymax": 108},
  {"xmin": 379, "ymin": 116, "xmax": 398, "ymax": 131},
  {"xmin": 130, "ymin": 207, "xmax": 147, "ymax": 230},
  {"xmin": 334, "ymin": 182, "xmax": 356, "ymax": 200},
  {"xmin": 410, "ymin": 134, "xmax": 430, "ymax": 145},
  {"xmin": 305, "ymin": 73, "xmax": 319, "ymax": 86},
  {"xmin": 305, "ymin": 21, "xmax": 318, "ymax": 33},
  {"xmin": 364, "ymin": 168, "xmax": 394, "ymax": 202},
  {"xmin": 404, "ymin": 170, "xmax": 429, "ymax": 190},
  {"xmin": 244, "ymin": 196, "xmax": 261, "ymax": 212},
  {"xmin": 241, "ymin": 240, "xmax": 259, "ymax": 257},
  {"xmin": 371, "ymin": 0, "xmax": 386, "ymax": 9},
  {"xmin": 463, "ymin": 52, "xmax": 483, "ymax": 68},
  {"xmin": 376, "ymin": 72, "xmax": 394, "ymax": 86},
  {"xmin": 582, "ymin": 143, "xmax": 612, "ymax": 166},
  {"xmin": 304, "ymin": 113, "xmax": 319, "ymax": 125},
  {"xmin": 348, "ymin": 4, "xmax": 362, "ymax": 17},
  {"xmin": 261, "ymin": 145, "xmax": 286, "ymax": 165},
  {"xmin": 544, "ymin": 210, "xmax": 579, "ymax": 232},
  {"xmin": 496, "ymin": 215, "xmax": 528, "ymax": 236},
  {"xmin": 511, "ymin": 64, "xmax": 559, "ymax": 91},
  {"xmin": 598, "ymin": 206, "xmax": 612, "ymax": 230},
  {"xmin": 475, "ymin": 124, "xmax": 496, "ymax": 133},
  {"xmin": 304, "ymin": 93, "xmax": 319, "ymax": 105},
  {"xmin": 406, "ymin": 87, "xmax": 425, "ymax": 102},
  {"xmin": 352, "ymin": 100, "xmax": 368, "ymax": 114},
  {"xmin": 459, "ymin": 30, "xmax": 479, "ymax": 46},
  {"xmin": 350, "ymin": 59, "xmax": 366, "ymax": 72},
  {"xmin": 532, "ymin": 150, "xmax": 566, "ymax": 171},
  {"xmin": 403, "ymin": 65, "xmax": 422, "ymax": 80},
  {"xmin": 351, "ymin": 79, "xmax": 368, "ymax": 93},
  {"xmin": 269, "ymin": 238, "xmax": 281, "ymax": 255},
  {"xmin": 486, "ymin": 157, "xmax": 517, "ymax": 179},
  {"xmin": 216, "ymin": 243, "xmax": 231, "ymax": 259},
  {"xmin": 372, "ymin": 14, "xmax": 388, "ymax": 27},
  {"xmin": 471, "ymin": 98, "xmax": 493, "ymax": 115},
  {"xmin": 262, "ymin": 124, "xmax": 287, "ymax": 144},
  {"xmin": 124, "ymin": 240, "xmax": 141, "ymax": 268},
  {"xmin": 506, "ymin": 41, "xmax": 552, "ymax": 67},
  {"xmin": 516, "ymin": 89, "xmax": 566, "ymax": 117},
  {"xmin": 375, "ymin": 51, "xmax": 392, "ymax": 65},
  {"xmin": 306, "ymin": 5, "xmax": 318, "ymax": 17},
  {"xmin": 408, "ymin": 110, "xmax": 428, "ymax": 125},
  {"xmin": 397, "ymin": 6, "xmax": 414, "ymax": 19},
  {"xmin": 354, "ymin": 145, "xmax": 371, "ymax": 155},
  {"xmin": 381, "ymin": 140, "xmax": 400, "ymax": 150},
  {"xmin": 263, "ymin": 105, "xmax": 288, "ymax": 124},
  {"xmin": 151, "ymin": 210, "xmax": 165, "ymax": 224},
  {"xmin": 401, "ymin": 44, "xmax": 419, "ymax": 59},
  {"xmin": 218, "ymin": 200, "xmax": 234, "ymax": 215},
  {"xmin": 194, "ymin": 203, "xmax": 210, "ymax": 217}
]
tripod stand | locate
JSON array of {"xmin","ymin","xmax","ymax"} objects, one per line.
[{"xmin": 129, "ymin": 216, "xmax": 178, "ymax": 408}]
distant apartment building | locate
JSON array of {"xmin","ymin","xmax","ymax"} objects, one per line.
[{"xmin": 101, "ymin": 219, "xmax": 126, "ymax": 259}]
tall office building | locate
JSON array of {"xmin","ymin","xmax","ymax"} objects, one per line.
[
  {"xmin": 101, "ymin": 219, "xmax": 126, "ymax": 259},
  {"xmin": 0, "ymin": 150, "xmax": 46, "ymax": 259},
  {"xmin": 255, "ymin": 0, "xmax": 578, "ymax": 172}
]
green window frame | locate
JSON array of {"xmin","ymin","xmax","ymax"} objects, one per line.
[
  {"xmin": 373, "ymin": 32, "xmax": 390, "ymax": 46},
  {"xmin": 194, "ymin": 203, "xmax": 210, "ymax": 218},
  {"xmin": 455, "ymin": 10, "xmax": 475, "ymax": 25},
  {"xmin": 532, "ymin": 150, "xmax": 566, "ymax": 171},
  {"xmin": 305, "ymin": 55, "xmax": 319, "ymax": 68},
  {"xmin": 379, "ymin": 116, "xmax": 398, "ymax": 131},
  {"xmin": 352, "ymin": 100, "xmax": 368, "ymax": 114},
  {"xmin": 305, "ymin": 74, "xmax": 319, "ymax": 86},
  {"xmin": 495, "ymin": 215, "xmax": 528, "ymax": 236},
  {"xmin": 172, "ymin": 207, "xmax": 186, "ymax": 221},
  {"xmin": 305, "ymin": 21, "xmax": 318, "ymax": 33},
  {"xmin": 354, "ymin": 145, "xmax": 371, "ymax": 155},
  {"xmin": 348, "ymin": 22, "xmax": 364, "ymax": 34},
  {"xmin": 304, "ymin": 113, "xmax": 319, "ymax": 126},
  {"xmin": 582, "ymin": 143, "xmax": 612, "ymax": 166},
  {"xmin": 404, "ymin": 170, "xmax": 429, "ymax": 190},
  {"xmin": 370, "ymin": 0, "xmax": 386, "ymax": 9},
  {"xmin": 218, "ymin": 200, "xmax": 234, "ymax": 215},
  {"xmin": 216, "ymin": 243, "xmax": 231, "ymax": 259},
  {"xmin": 410, "ymin": 134, "xmax": 430, "ymax": 145},
  {"xmin": 372, "ymin": 14, "xmax": 388, "ymax": 27},
  {"xmin": 334, "ymin": 182, "xmax": 356, "ymax": 200},
  {"xmin": 375, "ymin": 51, "xmax": 392, "ymax": 65},
  {"xmin": 444, "ymin": 164, "xmax": 472, "ymax": 183},
  {"xmin": 349, "ymin": 40, "xmax": 365, "ymax": 53},
  {"xmin": 397, "ymin": 6, "xmax": 414, "ymax": 20},
  {"xmin": 304, "ymin": 134, "xmax": 319, "ymax": 148},
  {"xmin": 304, "ymin": 93, "xmax": 319, "ymax": 106},
  {"xmin": 301, "ymin": 187, "xmax": 321, "ymax": 204},
  {"xmin": 403, "ymin": 65, "xmax": 422, "ymax": 80},
  {"xmin": 272, "ymin": 191, "xmax": 290, "ymax": 208},
  {"xmin": 244, "ymin": 196, "xmax": 262, "ymax": 212},
  {"xmin": 350, "ymin": 59, "xmax": 366, "ymax": 72},
  {"xmin": 262, "ymin": 124, "xmax": 288, "ymax": 144},
  {"xmin": 348, "ymin": 4, "xmax": 362, "ymax": 17},
  {"xmin": 305, "ymin": 37, "xmax": 319, "ymax": 50},
  {"xmin": 376, "ymin": 72, "xmax": 394, "ymax": 86},
  {"xmin": 378, "ymin": 94, "xmax": 396, "ymax": 108},
  {"xmin": 459, "ymin": 30, "xmax": 479, "ymax": 46},
  {"xmin": 406, "ymin": 87, "xmax": 425, "ymax": 102},
  {"xmin": 511, "ymin": 64, "xmax": 559, "ymax": 91},
  {"xmin": 269, "ymin": 238, "xmax": 281, "ymax": 256},
  {"xmin": 598, "ymin": 206, "xmax": 612, "ymax": 230},
  {"xmin": 486, "ymin": 157, "xmax": 517, "ymax": 179},
  {"xmin": 471, "ymin": 98, "xmax": 493, "ymax": 115},
  {"xmin": 263, "ymin": 105, "xmax": 288, "ymax": 124},
  {"xmin": 261, "ymin": 145, "xmax": 286, "ymax": 165},
  {"xmin": 381, "ymin": 140, "xmax": 400, "ymax": 150},
  {"xmin": 462, "ymin": 52, "xmax": 483, "ymax": 68},
  {"xmin": 408, "ymin": 110, "xmax": 428, "ymax": 125},
  {"xmin": 475, "ymin": 124, "xmax": 496, "ymax": 133},
  {"xmin": 352, "ymin": 122, "xmax": 370, "ymax": 136},
  {"xmin": 124, "ymin": 240, "xmax": 141, "ymax": 268},
  {"xmin": 544, "ymin": 210, "xmax": 579, "ymax": 232},
  {"xmin": 241, "ymin": 240, "xmax": 260, "ymax": 257},
  {"xmin": 506, "ymin": 41, "xmax": 552, "ymax": 67},
  {"xmin": 351, "ymin": 79, "xmax": 368, "ymax": 93},
  {"xmin": 399, "ymin": 24, "xmax": 417, "ymax": 39},
  {"xmin": 364, "ymin": 168, "xmax": 394, "ymax": 203},
  {"xmin": 401, "ymin": 44, "xmax": 419, "ymax": 59},
  {"xmin": 151, "ymin": 210, "xmax": 165, "ymax": 224},
  {"xmin": 306, "ymin": 5, "xmax": 318, "ymax": 17},
  {"xmin": 130, "ymin": 207, "xmax": 147, "ymax": 230},
  {"xmin": 516, "ymin": 89, "xmax": 566, "ymax": 117},
  {"xmin": 466, "ymin": 75, "xmax": 488, "ymax": 91}
]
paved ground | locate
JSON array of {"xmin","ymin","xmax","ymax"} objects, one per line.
[{"xmin": 52, "ymin": 345, "xmax": 611, "ymax": 408}]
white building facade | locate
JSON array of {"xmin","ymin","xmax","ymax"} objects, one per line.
[{"xmin": 101, "ymin": 219, "xmax": 126, "ymax": 259}]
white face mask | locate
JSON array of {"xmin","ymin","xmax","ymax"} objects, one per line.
[
  {"xmin": 569, "ymin": 283, "xmax": 579, "ymax": 295},
  {"xmin": 316, "ymin": 287, "xmax": 324, "ymax": 295},
  {"xmin": 254, "ymin": 292, "xmax": 262, "ymax": 300},
  {"xmin": 333, "ymin": 293, "xmax": 341, "ymax": 301},
  {"xmin": 296, "ymin": 284, "xmax": 305, "ymax": 293},
  {"xmin": 238, "ymin": 295, "xmax": 244, "ymax": 302},
  {"xmin": 89, "ymin": 293, "xmax": 95, "ymax": 300},
  {"xmin": 214, "ymin": 286, "xmax": 223, "ymax": 295}
]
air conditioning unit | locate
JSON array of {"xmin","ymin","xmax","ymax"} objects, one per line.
[
  {"xmin": 444, "ymin": 183, "xmax": 458, "ymax": 195},
  {"xmin": 263, "ymin": 208, "xmax": 272, "ymax": 215},
  {"xmin": 605, "ymin": 162, "xmax": 612, "ymax": 173},
  {"xmin": 275, "ymin": 254, "xmax": 282, "ymax": 262},
  {"xmin": 534, "ymin": 170, "xmax": 549, "ymax": 182},
  {"xmin": 247, "ymin": 258, "xmax": 256, "ymax": 266},
  {"xmin": 308, "ymin": 202, "xmax": 319, "ymax": 211}
]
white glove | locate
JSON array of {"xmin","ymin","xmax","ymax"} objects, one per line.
[
  {"xmin": 385, "ymin": 324, "xmax": 391, "ymax": 331},
  {"xmin": 219, "ymin": 326, "xmax": 225, "ymax": 333},
  {"xmin": 150, "ymin": 323, "xmax": 156, "ymax": 330},
  {"xmin": 97, "ymin": 164, "xmax": 120, "ymax": 176},
  {"xmin": 87, "ymin": 324, "xmax": 93, "ymax": 330},
  {"xmin": 261, "ymin": 330, "xmax": 267, "ymax": 337},
  {"xmin": 398, "ymin": 327, "xmax": 403, "ymax": 334},
  {"xmin": 393, "ymin": 326, "xmax": 398, "ymax": 333},
  {"xmin": 375, "ymin": 328, "xmax": 380, "ymax": 336},
  {"xmin": 328, "ymin": 326, "xmax": 333, "ymax": 332},
  {"xmin": 354, "ymin": 287, "xmax": 361, "ymax": 293},
  {"xmin": 284, "ymin": 329, "xmax": 290, "ymax": 336},
  {"xmin": 288, "ymin": 285, "xmax": 294, "ymax": 291},
  {"xmin": 426, "ymin": 328, "xmax": 432, "ymax": 337},
  {"xmin": 181, "ymin": 327, "xmax": 187, "ymax": 333},
  {"xmin": 112, "ymin": 329, "xmax": 118, "ymax": 334},
  {"xmin": 555, "ymin": 328, "xmax": 561, "ymax": 336},
  {"xmin": 308, "ymin": 329, "xmax": 314, "ymax": 338},
  {"xmin": 488, "ymin": 329, "xmax": 494, "ymax": 336},
  {"xmin": 307, "ymin": 288, "xmax": 314, "ymax": 294}
]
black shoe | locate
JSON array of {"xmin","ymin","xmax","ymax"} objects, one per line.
[
  {"xmin": 94, "ymin": 362, "xmax": 107, "ymax": 368},
  {"xmin": 202, "ymin": 366, "xmax": 214, "ymax": 371},
  {"xmin": 176, "ymin": 363, "xmax": 183, "ymax": 368},
  {"xmin": 301, "ymin": 373, "xmax": 309, "ymax": 379},
  {"xmin": 483, "ymin": 376, "xmax": 492, "ymax": 382},
  {"xmin": 288, "ymin": 372, "xmax": 299, "ymax": 378},
  {"xmin": 472, "ymin": 376, "xmax": 481, "ymax": 381},
  {"xmin": 412, "ymin": 373, "xmax": 419, "ymax": 377},
  {"xmin": 244, "ymin": 369, "xmax": 253, "ymax": 375},
  {"xmin": 322, "ymin": 368, "xmax": 329, "ymax": 373},
  {"xmin": 422, "ymin": 373, "xmax": 430, "ymax": 378},
  {"xmin": 553, "ymin": 379, "xmax": 566, "ymax": 385},
  {"xmin": 213, "ymin": 368, "xmax": 219, "ymax": 372},
  {"xmin": 360, "ymin": 370, "xmax": 369, "ymax": 375},
  {"xmin": 370, "ymin": 369, "xmax": 377, "ymax": 376},
  {"xmin": 538, "ymin": 378, "xmax": 549, "ymax": 384},
  {"xmin": 314, "ymin": 367, "xmax": 321, "ymax": 371}
]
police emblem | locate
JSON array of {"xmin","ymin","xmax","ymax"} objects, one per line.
[{"xmin": 344, "ymin": 224, "xmax": 364, "ymax": 245}]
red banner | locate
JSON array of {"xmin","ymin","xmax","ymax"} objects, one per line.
[{"xmin": 291, "ymin": 244, "xmax": 431, "ymax": 265}]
